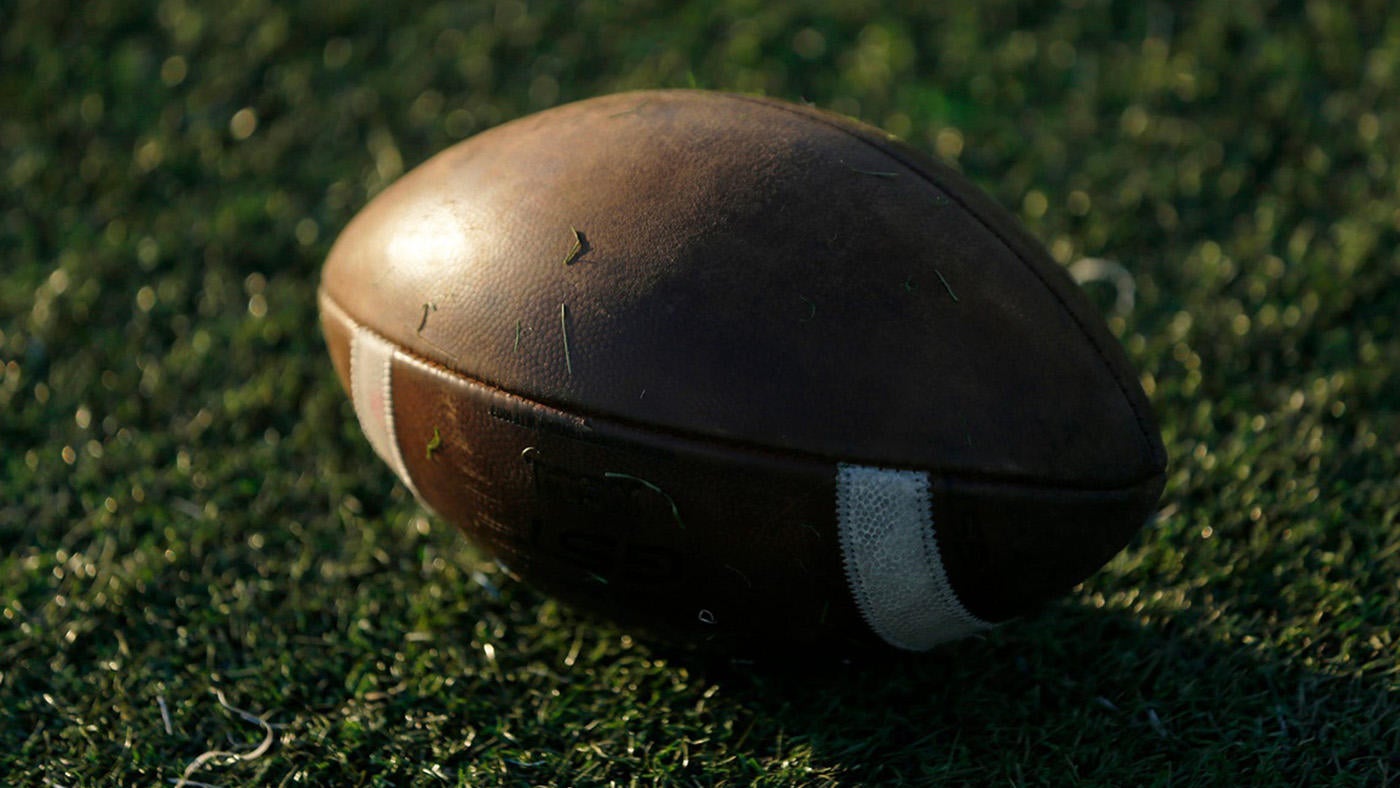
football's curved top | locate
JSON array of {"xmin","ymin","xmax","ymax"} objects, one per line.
[{"xmin": 321, "ymin": 90, "xmax": 1164, "ymax": 489}]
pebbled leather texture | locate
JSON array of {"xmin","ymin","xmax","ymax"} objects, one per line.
[
  {"xmin": 323, "ymin": 293, "xmax": 871, "ymax": 649},
  {"xmin": 321, "ymin": 292, "xmax": 1164, "ymax": 646},
  {"xmin": 320, "ymin": 90, "xmax": 1166, "ymax": 489},
  {"xmin": 319, "ymin": 90, "xmax": 1169, "ymax": 649}
]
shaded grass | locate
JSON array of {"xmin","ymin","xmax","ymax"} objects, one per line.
[{"xmin": 3, "ymin": 0, "xmax": 1398, "ymax": 784}]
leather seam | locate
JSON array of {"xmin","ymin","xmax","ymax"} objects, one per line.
[{"xmin": 327, "ymin": 285, "xmax": 1163, "ymax": 497}]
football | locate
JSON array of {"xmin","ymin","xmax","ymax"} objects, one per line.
[{"xmin": 318, "ymin": 90, "xmax": 1167, "ymax": 652}]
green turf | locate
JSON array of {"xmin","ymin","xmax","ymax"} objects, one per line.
[{"xmin": 3, "ymin": 0, "xmax": 1398, "ymax": 784}]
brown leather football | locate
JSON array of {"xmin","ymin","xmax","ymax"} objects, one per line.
[{"xmin": 319, "ymin": 90, "xmax": 1166, "ymax": 652}]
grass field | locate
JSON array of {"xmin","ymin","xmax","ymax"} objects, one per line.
[{"xmin": 3, "ymin": 0, "xmax": 1399, "ymax": 784}]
